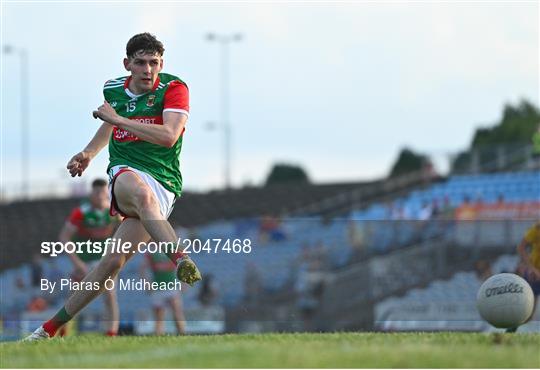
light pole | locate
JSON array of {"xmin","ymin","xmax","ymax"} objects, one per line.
[
  {"xmin": 206, "ymin": 32, "xmax": 242, "ymax": 190},
  {"xmin": 3, "ymin": 45, "xmax": 30, "ymax": 199}
]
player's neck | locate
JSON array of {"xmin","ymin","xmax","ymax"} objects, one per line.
[{"xmin": 127, "ymin": 82, "xmax": 150, "ymax": 96}]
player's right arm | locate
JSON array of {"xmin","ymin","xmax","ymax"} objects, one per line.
[
  {"xmin": 67, "ymin": 122, "xmax": 113, "ymax": 177},
  {"xmin": 59, "ymin": 221, "xmax": 88, "ymax": 275}
]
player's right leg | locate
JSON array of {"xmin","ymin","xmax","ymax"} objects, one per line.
[
  {"xmin": 154, "ymin": 306, "xmax": 165, "ymax": 335},
  {"xmin": 103, "ymin": 284, "xmax": 120, "ymax": 336},
  {"xmin": 23, "ymin": 218, "xmax": 149, "ymax": 341},
  {"xmin": 112, "ymin": 170, "xmax": 201, "ymax": 285},
  {"xmin": 169, "ymin": 294, "xmax": 186, "ymax": 335}
]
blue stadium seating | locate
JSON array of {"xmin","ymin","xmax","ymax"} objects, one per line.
[{"xmin": 2, "ymin": 170, "xmax": 538, "ymax": 321}]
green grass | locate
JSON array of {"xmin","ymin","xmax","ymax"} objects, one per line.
[{"xmin": 1, "ymin": 332, "xmax": 540, "ymax": 368}]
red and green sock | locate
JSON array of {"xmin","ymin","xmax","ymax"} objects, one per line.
[{"xmin": 43, "ymin": 306, "xmax": 72, "ymax": 337}]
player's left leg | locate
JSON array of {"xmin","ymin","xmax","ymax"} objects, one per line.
[
  {"xmin": 23, "ymin": 218, "xmax": 148, "ymax": 341},
  {"xmin": 61, "ymin": 219, "xmax": 145, "ymax": 324},
  {"xmin": 169, "ymin": 294, "xmax": 186, "ymax": 335},
  {"xmin": 154, "ymin": 306, "xmax": 165, "ymax": 335}
]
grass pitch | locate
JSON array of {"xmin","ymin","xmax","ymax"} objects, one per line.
[{"xmin": 1, "ymin": 332, "xmax": 540, "ymax": 368}]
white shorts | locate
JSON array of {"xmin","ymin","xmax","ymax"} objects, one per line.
[
  {"xmin": 151, "ymin": 290, "xmax": 179, "ymax": 308},
  {"xmin": 108, "ymin": 165, "xmax": 176, "ymax": 219}
]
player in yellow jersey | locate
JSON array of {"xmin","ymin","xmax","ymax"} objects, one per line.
[
  {"xmin": 507, "ymin": 221, "xmax": 540, "ymax": 332},
  {"xmin": 517, "ymin": 221, "xmax": 540, "ymax": 287}
]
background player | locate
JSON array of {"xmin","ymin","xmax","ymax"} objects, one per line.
[
  {"xmin": 140, "ymin": 252, "xmax": 186, "ymax": 335},
  {"xmin": 517, "ymin": 221, "xmax": 540, "ymax": 302},
  {"xmin": 25, "ymin": 32, "xmax": 200, "ymax": 341},
  {"xmin": 507, "ymin": 221, "xmax": 540, "ymax": 332},
  {"xmin": 58, "ymin": 178, "xmax": 120, "ymax": 336}
]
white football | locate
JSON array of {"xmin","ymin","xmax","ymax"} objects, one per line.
[{"xmin": 476, "ymin": 273, "xmax": 534, "ymax": 328}]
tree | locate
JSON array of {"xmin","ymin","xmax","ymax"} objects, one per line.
[
  {"xmin": 471, "ymin": 100, "xmax": 539, "ymax": 146},
  {"xmin": 388, "ymin": 148, "xmax": 431, "ymax": 178},
  {"xmin": 451, "ymin": 99, "xmax": 540, "ymax": 173},
  {"xmin": 265, "ymin": 163, "xmax": 310, "ymax": 186}
]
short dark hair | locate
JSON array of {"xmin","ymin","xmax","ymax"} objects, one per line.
[
  {"xmin": 92, "ymin": 179, "xmax": 107, "ymax": 188},
  {"xmin": 126, "ymin": 33, "xmax": 165, "ymax": 58}
]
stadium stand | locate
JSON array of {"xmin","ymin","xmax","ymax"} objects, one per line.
[
  {"xmin": 1, "ymin": 170, "xmax": 538, "ymax": 334},
  {"xmin": 355, "ymin": 170, "xmax": 540, "ymax": 220}
]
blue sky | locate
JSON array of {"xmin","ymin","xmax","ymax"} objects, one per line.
[{"xmin": 1, "ymin": 1, "xmax": 538, "ymax": 196}]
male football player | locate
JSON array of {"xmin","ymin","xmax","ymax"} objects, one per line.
[
  {"xmin": 58, "ymin": 178, "xmax": 120, "ymax": 336},
  {"xmin": 25, "ymin": 33, "xmax": 201, "ymax": 340},
  {"xmin": 140, "ymin": 252, "xmax": 186, "ymax": 335}
]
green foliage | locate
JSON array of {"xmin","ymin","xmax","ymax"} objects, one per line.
[
  {"xmin": 388, "ymin": 147, "xmax": 430, "ymax": 178},
  {"xmin": 451, "ymin": 99, "xmax": 540, "ymax": 173},
  {"xmin": 265, "ymin": 163, "xmax": 310, "ymax": 186}
]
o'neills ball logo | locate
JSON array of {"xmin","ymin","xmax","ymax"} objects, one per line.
[
  {"xmin": 146, "ymin": 95, "xmax": 156, "ymax": 107},
  {"xmin": 485, "ymin": 283, "xmax": 524, "ymax": 297}
]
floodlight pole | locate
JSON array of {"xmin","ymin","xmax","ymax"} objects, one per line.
[
  {"xmin": 3, "ymin": 45, "xmax": 30, "ymax": 199},
  {"xmin": 206, "ymin": 33, "xmax": 242, "ymax": 190}
]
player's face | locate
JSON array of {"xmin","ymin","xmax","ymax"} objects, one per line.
[
  {"xmin": 124, "ymin": 51, "xmax": 163, "ymax": 94},
  {"xmin": 90, "ymin": 186, "xmax": 109, "ymax": 210}
]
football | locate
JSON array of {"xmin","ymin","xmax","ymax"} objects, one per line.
[{"xmin": 476, "ymin": 273, "xmax": 535, "ymax": 328}]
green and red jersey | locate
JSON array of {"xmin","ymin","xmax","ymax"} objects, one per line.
[
  {"xmin": 103, "ymin": 73, "xmax": 189, "ymax": 196},
  {"xmin": 146, "ymin": 253, "xmax": 176, "ymax": 284},
  {"xmin": 68, "ymin": 202, "xmax": 117, "ymax": 262}
]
